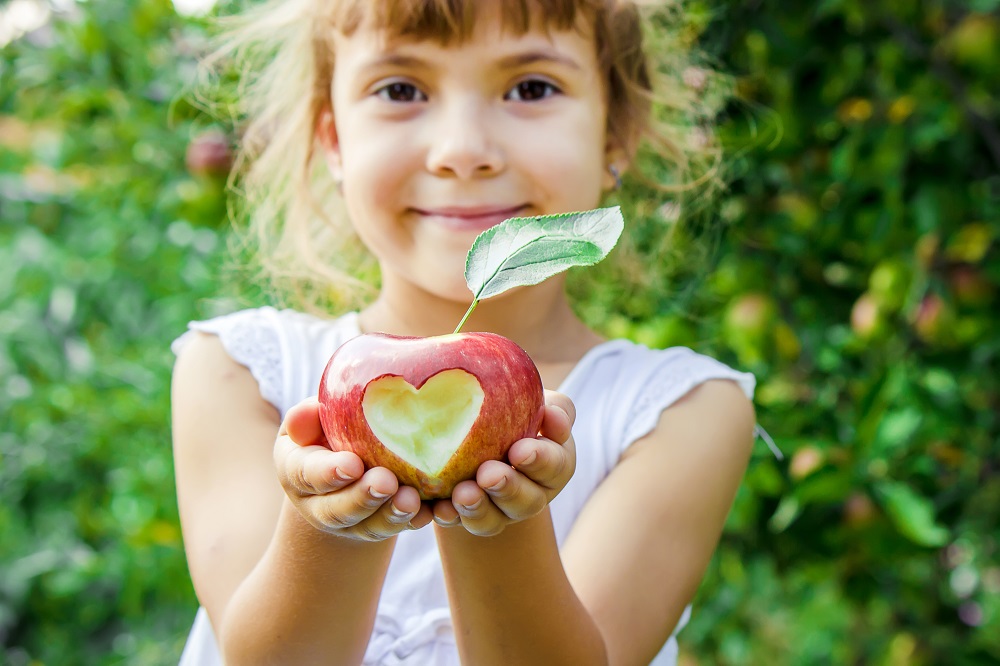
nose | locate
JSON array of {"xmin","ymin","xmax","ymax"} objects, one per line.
[{"xmin": 424, "ymin": 97, "xmax": 505, "ymax": 180}]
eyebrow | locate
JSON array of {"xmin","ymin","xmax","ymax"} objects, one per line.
[
  {"xmin": 496, "ymin": 50, "xmax": 583, "ymax": 71},
  {"xmin": 357, "ymin": 49, "xmax": 582, "ymax": 74},
  {"xmin": 357, "ymin": 54, "xmax": 427, "ymax": 71}
]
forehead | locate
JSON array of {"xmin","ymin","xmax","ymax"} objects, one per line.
[{"xmin": 322, "ymin": 0, "xmax": 598, "ymax": 44}]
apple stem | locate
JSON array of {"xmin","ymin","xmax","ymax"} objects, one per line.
[{"xmin": 454, "ymin": 299, "xmax": 478, "ymax": 334}]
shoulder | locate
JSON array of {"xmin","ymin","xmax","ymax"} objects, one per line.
[
  {"xmin": 172, "ymin": 330, "xmax": 279, "ymax": 425},
  {"xmin": 572, "ymin": 339, "xmax": 756, "ymax": 456},
  {"xmin": 171, "ymin": 307, "xmax": 361, "ymax": 416},
  {"xmin": 625, "ymin": 377, "xmax": 755, "ymax": 463},
  {"xmin": 171, "ymin": 306, "xmax": 352, "ymax": 362}
]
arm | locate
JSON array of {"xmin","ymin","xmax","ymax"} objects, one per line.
[
  {"xmin": 432, "ymin": 380, "xmax": 754, "ymax": 665},
  {"xmin": 172, "ymin": 332, "xmax": 431, "ymax": 665},
  {"xmin": 561, "ymin": 379, "xmax": 755, "ymax": 664},
  {"xmin": 436, "ymin": 510, "xmax": 608, "ymax": 666},
  {"xmin": 433, "ymin": 395, "xmax": 607, "ymax": 665}
]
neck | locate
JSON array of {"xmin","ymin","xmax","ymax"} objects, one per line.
[{"xmin": 357, "ymin": 275, "xmax": 602, "ymax": 364}]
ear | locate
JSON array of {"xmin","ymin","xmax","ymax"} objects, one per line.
[
  {"xmin": 316, "ymin": 107, "xmax": 344, "ymax": 182},
  {"xmin": 603, "ymin": 139, "xmax": 629, "ymax": 191}
]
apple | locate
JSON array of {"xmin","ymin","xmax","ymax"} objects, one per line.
[
  {"xmin": 185, "ymin": 130, "xmax": 232, "ymax": 178},
  {"xmin": 789, "ymin": 445, "xmax": 824, "ymax": 480},
  {"xmin": 868, "ymin": 259, "xmax": 910, "ymax": 312},
  {"xmin": 948, "ymin": 265, "xmax": 993, "ymax": 307},
  {"xmin": 912, "ymin": 293, "xmax": 949, "ymax": 342},
  {"xmin": 723, "ymin": 293, "xmax": 777, "ymax": 366},
  {"xmin": 850, "ymin": 292, "xmax": 884, "ymax": 339},
  {"xmin": 318, "ymin": 332, "xmax": 545, "ymax": 500},
  {"xmin": 842, "ymin": 492, "xmax": 876, "ymax": 529}
]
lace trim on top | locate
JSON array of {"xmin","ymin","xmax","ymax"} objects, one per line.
[
  {"xmin": 172, "ymin": 309, "xmax": 286, "ymax": 411},
  {"xmin": 621, "ymin": 347, "xmax": 757, "ymax": 455}
]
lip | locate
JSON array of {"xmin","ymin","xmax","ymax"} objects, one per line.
[{"xmin": 413, "ymin": 205, "xmax": 527, "ymax": 233}]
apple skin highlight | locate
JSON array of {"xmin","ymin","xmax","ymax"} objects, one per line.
[{"xmin": 318, "ymin": 332, "xmax": 545, "ymax": 500}]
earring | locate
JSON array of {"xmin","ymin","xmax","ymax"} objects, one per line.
[{"xmin": 609, "ymin": 164, "xmax": 623, "ymax": 190}]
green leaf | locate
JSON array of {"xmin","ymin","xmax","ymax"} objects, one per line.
[
  {"xmin": 464, "ymin": 206, "xmax": 624, "ymax": 301},
  {"xmin": 874, "ymin": 481, "xmax": 950, "ymax": 548},
  {"xmin": 873, "ymin": 408, "xmax": 922, "ymax": 455},
  {"xmin": 768, "ymin": 495, "xmax": 801, "ymax": 533}
]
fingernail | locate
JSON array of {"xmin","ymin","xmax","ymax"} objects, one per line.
[
  {"xmin": 457, "ymin": 497, "xmax": 483, "ymax": 514},
  {"xmin": 518, "ymin": 450, "xmax": 537, "ymax": 467},
  {"xmin": 390, "ymin": 503, "xmax": 416, "ymax": 520},
  {"xmin": 369, "ymin": 487, "xmax": 392, "ymax": 500},
  {"xmin": 334, "ymin": 467, "xmax": 354, "ymax": 481},
  {"xmin": 434, "ymin": 514, "xmax": 461, "ymax": 527},
  {"xmin": 486, "ymin": 477, "xmax": 507, "ymax": 493}
]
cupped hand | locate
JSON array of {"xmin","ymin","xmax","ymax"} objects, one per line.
[
  {"xmin": 432, "ymin": 390, "xmax": 577, "ymax": 536},
  {"xmin": 274, "ymin": 397, "xmax": 435, "ymax": 541}
]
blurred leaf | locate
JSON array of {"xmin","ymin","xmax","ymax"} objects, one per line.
[{"xmin": 875, "ymin": 481, "xmax": 950, "ymax": 547}]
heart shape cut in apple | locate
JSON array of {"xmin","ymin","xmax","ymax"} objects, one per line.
[
  {"xmin": 318, "ymin": 332, "xmax": 545, "ymax": 499},
  {"xmin": 362, "ymin": 370, "xmax": 484, "ymax": 477}
]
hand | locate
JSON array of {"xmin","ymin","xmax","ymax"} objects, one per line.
[
  {"xmin": 432, "ymin": 390, "xmax": 577, "ymax": 536},
  {"xmin": 274, "ymin": 397, "xmax": 435, "ymax": 541}
]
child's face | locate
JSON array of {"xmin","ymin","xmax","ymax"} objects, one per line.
[{"xmin": 320, "ymin": 11, "xmax": 617, "ymax": 304}]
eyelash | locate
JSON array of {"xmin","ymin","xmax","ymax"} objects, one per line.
[
  {"xmin": 505, "ymin": 78, "xmax": 561, "ymax": 102},
  {"xmin": 374, "ymin": 81, "xmax": 426, "ymax": 103},
  {"xmin": 372, "ymin": 78, "xmax": 562, "ymax": 104}
]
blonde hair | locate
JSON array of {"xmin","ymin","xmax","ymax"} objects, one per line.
[{"xmin": 192, "ymin": 0, "xmax": 732, "ymax": 316}]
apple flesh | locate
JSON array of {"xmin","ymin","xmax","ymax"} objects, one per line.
[{"xmin": 318, "ymin": 332, "xmax": 545, "ymax": 499}]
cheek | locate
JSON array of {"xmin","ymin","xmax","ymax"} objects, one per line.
[
  {"xmin": 529, "ymin": 143, "xmax": 605, "ymax": 207},
  {"xmin": 339, "ymin": 129, "xmax": 417, "ymax": 210},
  {"xmin": 517, "ymin": 110, "xmax": 607, "ymax": 196}
]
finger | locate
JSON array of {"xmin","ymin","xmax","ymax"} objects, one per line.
[
  {"xmin": 476, "ymin": 460, "xmax": 548, "ymax": 521},
  {"xmin": 280, "ymin": 397, "xmax": 327, "ymax": 447},
  {"xmin": 276, "ymin": 439, "xmax": 364, "ymax": 496},
  {"xmin": 408, "ymin": 504, "xmax": 435, "ymax": 530},
  {"xmin": 432, "ymin": 499, "xmax": 462, "ymax": 528},
  {"xmin": 538, "ymin": 403, "xmax": 573, "ymax": 445},
  {"xmin": 506, "ymin": 434, "xmax": 575, "ymax": 490},
  {"xmin": 308, "ymin": 467, "xmax": 399, "ymax": 531},
  {"xmin": 356, "ymin": 485, "xmax": 425, "ymax": 538},
  {"xmin": 450, "ymin": 480, "xmax": 509, "ymax": 536},
  {"xmin": 543, "ymin": 390, "xmax": 576, "ymax": 426}
]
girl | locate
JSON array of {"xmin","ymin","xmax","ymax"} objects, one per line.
[{"xmin": 172, "ymin": 1, "xmax": 758, "ymax": 664}]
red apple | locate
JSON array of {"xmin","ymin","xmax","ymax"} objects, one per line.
[
  {"xmin": 185, "ymin": 130, "xmax": 232, "ymax": 178},
  {"xmin": 318, "ymin": 332, "xmax": 545, "ymax": 499},
  {"xmin": 789, "ymin": 445, "xmax": 824, "ymax": 480},
  {"xmin": 912, "ymin": 293, "xmax": 948, "ymax": 342},
  {"xmin": 842, "ymin": 492, "xmax": 876, "ymax": 528},
  {"xmin": 850, "ymin": 292, "xmax": 883, "ymax": 339}
]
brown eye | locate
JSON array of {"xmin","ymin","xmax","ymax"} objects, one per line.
[
  {"xmin": 506, "ymin": 79, "xmax": 559, "ymax": 102},
  {"xmin": 376, "ymin": 82, "xmax": 426, "ymax": 102}
]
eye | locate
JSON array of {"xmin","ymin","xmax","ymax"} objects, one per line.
[
  {"xmin": 506, "ymin": 78, "xmax": 560, "ymax": 102},
  {"xmin": 375, "ymin": 81, "xmax": 426, "ymax": 103}
]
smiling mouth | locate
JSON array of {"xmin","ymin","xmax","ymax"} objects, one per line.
[{"xmin": 414, "ymin": 206, "xmax": 528, "ymax": 233}]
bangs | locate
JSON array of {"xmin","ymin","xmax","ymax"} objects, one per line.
[{"xmin": 327, "ymin": 0, "xmax": 601, "ymax": 43}]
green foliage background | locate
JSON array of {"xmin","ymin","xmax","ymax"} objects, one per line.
[{"xmin": 1, "ymin": 0, "xmax": 997, "ymax": 663}]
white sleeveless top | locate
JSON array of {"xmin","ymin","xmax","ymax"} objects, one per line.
[{"xmin": 172, "ymin": 307, "xmax": 756, "ymax": 666}]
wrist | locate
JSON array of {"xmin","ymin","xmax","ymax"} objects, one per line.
[
  {"xmin": 433, "ymin": 506, "xmax": 555, "ymax": 549},
  {"xmin": 278, "ymin": 497, "xmax": 399, "ymax": 554}
]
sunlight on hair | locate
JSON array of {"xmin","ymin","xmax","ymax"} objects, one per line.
[
  {"xmin": 187, "ymin": 0, "xmax": 735, "ymax": 316},
  {"xmin": 0, "ymin": 0, "xmax": 50, "ymax": 47},
  {"xmin": 172, "ymin": 0, "xmax": 218, "ymax": 18}
]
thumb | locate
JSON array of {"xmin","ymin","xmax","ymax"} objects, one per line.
[{"xmin": 281, "ymin": 397, "xmax": 328, "ymax": 448}]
